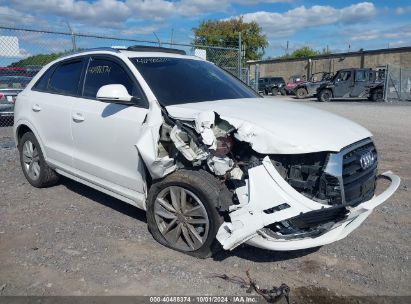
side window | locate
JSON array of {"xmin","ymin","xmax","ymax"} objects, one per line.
[
  {"xmin": 32, "ymin": 66, "xmax": 55, "ymax": 91},
  {"xmin": 48, "ymin": 60, "xmax": 83, "ymax": 95},
  {"xmin": 338, "ymin": 71, "xmax": 351, "ymax": 82},
  {"xmin": 83, "ymin": 58, "xmax": 134, "ymax": 99},
  {"xmin": 355, "ymin": 70, "xmax": 367, "ymax": 81}
]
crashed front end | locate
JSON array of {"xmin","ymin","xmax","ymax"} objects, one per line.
[
  {"xmin": 217, "ymin": 151, "xmax": 400, "ymax": 251},
  {"xmin": 139, "ymin": 104, "xmax": 400, "ymax": 252}
]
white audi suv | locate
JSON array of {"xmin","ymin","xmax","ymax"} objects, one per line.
[{"xmin": 13, "ymin": 46, "xmax": 400, "ymax": 258}]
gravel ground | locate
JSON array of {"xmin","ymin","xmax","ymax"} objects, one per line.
[{"xmin": 0, "ymin": 98, "xmax": 410, "ymax": 300}]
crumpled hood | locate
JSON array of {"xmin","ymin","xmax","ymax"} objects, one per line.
[{"xmin": 165, "ymin": 98, "xmax": 372, "ymax": 154}]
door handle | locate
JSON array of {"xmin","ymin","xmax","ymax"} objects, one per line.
[
  {"xmin": 72, "ymin": 113, "xmax": 85, "ymax": 122},
  {"xmin": 32, "ymin": 104, "xmax": 41, "ymax": 112}
]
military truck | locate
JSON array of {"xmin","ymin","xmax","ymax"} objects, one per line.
[
  {"xmin": 316, "ymin": 68, "xmax": 384, "ymax": 102},
  {"xmin": 293, "ymin": 72, "xmax": 333, "ymax": 99}
]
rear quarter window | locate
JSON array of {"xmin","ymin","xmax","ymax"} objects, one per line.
[
  {"xmin": 48, "ymin": 60, "xmax": 84, "ymax": 95},
  {"xmin": 32, "ymin": 66, "xmax": 55, "ymax": 91}
]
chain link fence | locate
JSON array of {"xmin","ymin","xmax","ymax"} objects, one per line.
[
  {"xmin": 384, "ymin": 64, "xmax": 411, "ymax": 101},
  {"xmin": 0, "ymin": 25, "xmax": 243, "ymax": 143}
]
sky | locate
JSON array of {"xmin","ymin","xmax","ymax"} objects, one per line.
[{"xmin": 0, "ymin": 0, "xmax": 411, "ymax": 59}]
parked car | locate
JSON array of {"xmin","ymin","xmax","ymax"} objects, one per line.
[
  {"xmin": 284, "ymin": 75, "xmax": 305, "ymax": 95},
  {"xmin": 25, "ymin": 65, "xmax": 43, "ymax": 77},
  {"xmin": 14, "ymin": 46, "xmax": 399, "ymax": 258},
  {"xmin": 317, "ymin": 68, "xmax": 384, "ymax": 102},
  {"xmin": 258, "ymin": 77, "xmax": 285, "ymax": 95},
  {"xmin": 0, "ymin": 67, "xmax": 28, "ymax": 77},
  {"xmin": 0, "ymin": 76, "xmax": 31, "ymax": 121},
  {"xmin": 293, "ymin": 72, "xmax": 333, "ymax": 99}
]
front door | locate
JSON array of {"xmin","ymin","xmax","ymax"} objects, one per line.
[{"xmin": 333, "ymin": 70, "xmax": 353, "ymax": 98}]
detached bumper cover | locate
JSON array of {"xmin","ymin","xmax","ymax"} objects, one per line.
[{"xmin": 216, "ymin": 157, "xmax": 400, "ymax": 251}]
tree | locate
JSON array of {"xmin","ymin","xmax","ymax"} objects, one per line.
[
  {"xmin": 279, "ymin": 46, "xmax": 331, "ymax": 59},
  {"xmin": 10, "ymin": 53, "xmax": 62, "ymax": 67},
  {"xmin": 192, "ymin": 17, "xmax": 268, "ymax": 62}
]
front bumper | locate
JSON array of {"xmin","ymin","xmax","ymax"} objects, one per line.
[{"xmin": 216, "ymin": 157, "xmax": 400, "ymax": 251}]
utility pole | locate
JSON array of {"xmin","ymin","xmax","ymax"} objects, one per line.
[
  {"xmin": 66, "ymin": 21, "xmax": 76, "ymax": 51},
  {"xmin": 238, "ymin": 32, "xmax": 242, "ymax": 81},
  {"xmin": 170, "ymin": 28, "xmax": 174, "ymax": 47},
  {"xmin": 286, "ymin": 40, "xmax": 289, "ymax": 55}
]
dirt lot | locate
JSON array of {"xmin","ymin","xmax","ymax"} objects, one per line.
[{"xmin": 0, "ymin": 98, "xmax": 410, "ymax": 300}]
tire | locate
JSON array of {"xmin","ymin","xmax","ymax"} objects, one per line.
[
  {"xmin": 295, "ymin": 87, "xmax": 308, "ymax": 99},
  {"xmin": 146, "ymin": 169, "xmax": 227, "ymax": 258},
  {"xmin": 18, "ymin": 132, "xmax": 59, "ymax": 188},
  {"xmin": 318, "ymin": 89, "xmax": 332, "ymax": 102},
  {"xmin": 280, "ymin": 88, "xmax": 286, "ymax": 96},
  {"xmin": 370, "ymin": 88, "xmax": 383, "ymax": 102},
  {"xmin": 271, "ymin": 87, "xmax": 279, "ymax": 96}
]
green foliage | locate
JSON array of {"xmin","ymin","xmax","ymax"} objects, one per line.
[
  {"xmin": 279, "ymin": 46, "xmax": 331, "ymax": 59},
  {"xmin": 9, "ymin": 50, "xmax": 76, "ymax": 67},
  {"xmin": 192, "ymin": 17, "xmax": 268, "ymax": 61}
]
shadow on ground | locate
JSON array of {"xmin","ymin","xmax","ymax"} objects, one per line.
[
  {"xmin": 61, "ymin": 176, "xmax": 147, "ymax": 223},
  {"xmin": 60, "ymin": 176, "xmax": 320, "ymax": 263}
]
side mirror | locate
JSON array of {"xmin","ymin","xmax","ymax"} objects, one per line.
[{"xmin": 96, "ymin": 84, "xmax": 133, "ymax": 103}]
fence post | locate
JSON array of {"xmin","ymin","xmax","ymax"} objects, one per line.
[
  {"xmin": 238, "ymin": 32, "xmax": 242, "ymax": 80},
  {"xmin": 254, "ymin": 64, "xmax": 259, "ymax": 92},
  {"xmin": 66, "ymin": 22, "xmax": 77, "ymax": 51},
  {"xmin": 399, "ymin": 67, "xmax": 402, "ymax": 101},
  {"xmin": 383, "ymin": 64, "xmax": 389, "ymax": 102}
]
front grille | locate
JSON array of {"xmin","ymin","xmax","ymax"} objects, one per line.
[
  {"xmin": 342, "ymin": 141, "xmax": 378, "ymax": 206},
  {"xmin": 288, "ymin": 205, "xmax": 348, "ymax": 229}
]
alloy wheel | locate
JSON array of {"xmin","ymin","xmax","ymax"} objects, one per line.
[
  {"xmin": 153, "ymin": 186, "xmax": 210, "ymax": 251},
  {"xmin": 22, "ymin": 140, "xmax": 41, "ymax": 181}
]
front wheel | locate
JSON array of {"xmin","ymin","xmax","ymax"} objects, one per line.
[
  {"xmin": 271, "ymin": 87, "xmax": 279, "ymax": 96},
  {"xmin": 146, "ymin": 170, "xmax": 226, "ymax": 258},
  {"xmin": 318, "ymin": 89, "xmax": 332, "ymax": 102},
  {"xmin": 295, "ymin": 87, "xmax": 308, "ymax": 99}
]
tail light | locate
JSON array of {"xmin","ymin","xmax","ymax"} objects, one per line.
[{"xmin": 0, "ymin": 93, "xmax": 4, "ymax": 102}]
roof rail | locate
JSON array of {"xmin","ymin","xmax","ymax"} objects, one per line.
[
  {"xmin": 126, "ymin": 45, "xmax": 186, "ymax": 55},
  {"xmin": 59, "ymin": 47, "xmax": 120, "ymax": 59}
]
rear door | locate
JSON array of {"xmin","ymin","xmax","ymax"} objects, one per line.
[
  {"xmin": 71, "ymin": 55, "xmax": 149, "ymax": 195},
  {"xmin": 333, "ymin": 70, "xmax": 353, "ymax": 98},
  {"xmin": 28, "ymin": 58, "xmax": 86, "ymax": 168}
]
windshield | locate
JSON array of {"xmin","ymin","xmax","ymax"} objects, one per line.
[{"xmin": 131, "ymin": 57, "xmax": 259, "ymax": 106}]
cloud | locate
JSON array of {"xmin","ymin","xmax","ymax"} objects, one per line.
[
  {"xmin": 121, "ymin": 25, "xmax": 162, "ymax": 36},
  {"xmin": 395, "ymin": 6, "xmax": 411, "ymax": 15},
  {"xmin": 229, "ymin": 2, "xmax": 377, "ymax": 38},
  {"xmin": 8, "ymin": 0, "xmax": 130, "ymax": 27},
  {"xmin": 5, "ymin": 0, "xmax": 294, "ymax": 27},
  {"xmin": 348, "ymin": 24, "xmax": 411, "ymax": 42},
  {"xmin": 0, "ymin": 6, "xmax": 37, "ymax": 26}
]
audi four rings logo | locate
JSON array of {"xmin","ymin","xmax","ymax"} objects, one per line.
[{"xmin": 360, "ymin": 151, "xmax": 375, "ymax": 170}]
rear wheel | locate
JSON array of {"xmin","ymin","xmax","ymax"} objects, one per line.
[
  {"xmin": 370, "ymin": 88, "xmax": 383, "ymax": 102},
  {"xmin": 318, "ymin": 89, "xmax": 332, "ymax": 102},
  {"xmin": 296, "ymin": 87, "xmax": 308, "ymax": 99},
  {"xmin": 271, "ymin": 87, "xmax": 279, "ymax": 96},
  {"xmin": 19, "ymin": 132, "xmax": 59, "ymax": 188},
  {"xmin": 280, "ymin": 87, "xmax": 286, "ymax": 95},
  {"xmin": 147, "ymin": 170, "xmax": 226, "ymax": 258}
]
